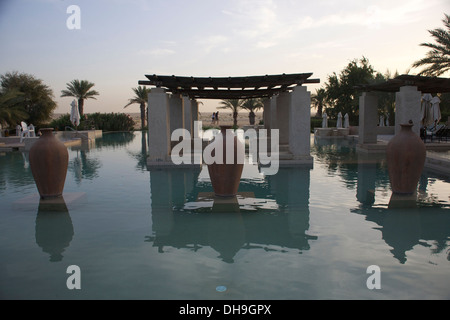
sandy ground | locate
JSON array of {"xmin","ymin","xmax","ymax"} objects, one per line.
[{"xmin": 122, "ymin": 111, "xmax": 263, "ymax": 129}]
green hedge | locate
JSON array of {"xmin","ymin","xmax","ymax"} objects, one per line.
[{"xmin": 49, "ymin": 113, "xmax": 135, "ymax": 132}]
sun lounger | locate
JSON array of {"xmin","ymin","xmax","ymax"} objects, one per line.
[
  {"xmin": 28, "ymin": 124, "xmax": 36, "ymax": 137},
  {"xmin": 424, "ymin": 124, "xmax": 444, "ymax": 142},
  {"xmin": 19, "ymin": 121, "xmax": 30, "ymax": 143},
  {"xmin": 435, "ymin": 125, "xmax": 449, "ymax": 142}
]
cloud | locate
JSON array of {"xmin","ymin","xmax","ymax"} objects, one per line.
[
  {"xmin": 256, "ymin": 41, "xmax": 278, "ymax": 49},
  {"xmin": 294, "ymin": 0, "xmax": 432, "ymax": 31},
  {"xmin": 222, "ymin": 0, "xmax": 279, "ymax": 39},
  {"xmin": 137, "ymin": 48, "xmax": 175, "ymax": 57},
  {"xmin": 196, "ymin": 35, "xmax": 229, "ymax": 53}
]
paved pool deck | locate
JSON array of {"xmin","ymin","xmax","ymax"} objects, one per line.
[
  {"xmin": 356, "ymin": 134, "xmax": 450, "ymax": 176},
  {"xmin": 0, "ymin": 137, "xmax": 82, "ymax": 152},
  {"xmin": 0, "ymin": 130, "xmax": 102, "ymax": 152}
]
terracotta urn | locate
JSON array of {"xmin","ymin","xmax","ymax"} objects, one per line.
[
  {"xmin": 29, "ymin": 128, "xmax": 69, "ymax": 199},
  {"xmin": 207, "ymin": 126, "xmax": 244, "ymax": 197},
  {"xmin": 386, "ymin": 121, "xmax": 426, "ymax": 194}
]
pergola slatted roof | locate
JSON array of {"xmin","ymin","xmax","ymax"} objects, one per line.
[
  {"xmin": 138, "ymin": 73, "xmax": 320, "ymax": 99},
  {"xmin": 356, "ymin": 74, "xmax": 450, "ymax": 93}
]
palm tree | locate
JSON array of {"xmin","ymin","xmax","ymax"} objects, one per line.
[
  {"xmin": 311, "ymin": 88, "xmax": 327, "ymax": 117},
  {"xmin": 0, "ymin": 89, "xmax": 27, "ymax": 127},
  {"xmin": 241, "ymin": 98, "xmax": 264, "ymax": 125},
  {"xmin": 218, "ymin": 99, "xmax": 243, "ymax": 127},
  {"xmin": 412, "ymin": 14, "xmax": 450, "ymax": 76},
  {"xmin": 124, "ymin": 86, "xmax": 151, "ymax": 130},
  {"xmin": 61, "ymin": 80, "xmax": 99, "ymax": 116}
]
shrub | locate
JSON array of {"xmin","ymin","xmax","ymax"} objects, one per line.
[
  {"xmin": 49, "ymin": 112, "xmax": 135, "ymax": 132},
  {"xmin": 49, "ymin": 114, "xmax": 72, "ymax": 131}
]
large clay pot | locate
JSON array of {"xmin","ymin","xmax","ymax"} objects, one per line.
[
  {"xmin": 386, "ymin": 121, "xmax": 426, "ymax": 194},
  {"xmin": 207, "ymin": 126, "xmax": 244, "ymax": 197},
  {"xmin": 29, "ymin": 128, "xmax": 69, "ymax": 199}
]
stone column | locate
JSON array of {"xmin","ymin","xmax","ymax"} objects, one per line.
[
  {"xmin": 148, "ymin": 87, "xmax": 171, "ymax": 162},
  {"xmin": 182, "ymin": 95, "xmax": 192, "ymax": 135},
  {"xmin": 358, "ymin": 92, "xmax": 378, "ymax": 144},
  {"xmin": 356, "ymin": 153, "xmax": 377, "ymax": 206},
  {"xmin": 150, "ymin": 170, "xmax": 174, "ymax": 238},
  {"xmin": 268, "ymin": 167, "xmax": 314, "ymax": 247},
  {"xmin": 270, "ymin": 95, "xmax": 277, "ymax": 131},
  {"xmin": 263, "ymin": 98, "xmax": 271, "ymax": 130},
  {"xmin": 191, "ymin": 99, "xmax": 198, "ymax": 133},
  {"xmin": 395, "ymin": 86, "xmax": 422, "ymax": 136},
  {"xmin": 169, "ymin": 94, "xmax": 183, "ymax": 134},
  {"xmin": 289, "ymin": 85, "xmax": 312, "ymax": 160},
  {"xmin": 191, "ymin": 99, "xmax": 202, "ymax": 163},
  {"xmin": 277, "ymin": 92, "xmax": 290, "ymax": 145}
]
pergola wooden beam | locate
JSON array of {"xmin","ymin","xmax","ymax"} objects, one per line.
[
  {"xmin": 355, "ymin": 74, "xmax": 450, "ymax": 93},
  {"xmin": 138, "ymin": 73, "xmax": 320, "ymax": 99},
  {"xmin": 175, "ymin": 87, "xmax": 296, "ymax": 99}
]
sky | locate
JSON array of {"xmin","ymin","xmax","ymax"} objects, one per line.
[{"xmin": 0, "ymin": 0, "xmax": 449, "ymax": 114}]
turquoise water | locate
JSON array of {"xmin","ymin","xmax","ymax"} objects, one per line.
[{"xmin": 0, "ymin": 132, "xmax": 449, "ymax": 300}]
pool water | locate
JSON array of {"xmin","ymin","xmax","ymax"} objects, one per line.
[{"xmin": 0, "ymin": 132, "xmax": 449, "ymax": 300}]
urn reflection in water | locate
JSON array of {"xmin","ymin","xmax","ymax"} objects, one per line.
[{"xmin": 206, "ymin": 126, "xmax": 244, "ymax": 197}]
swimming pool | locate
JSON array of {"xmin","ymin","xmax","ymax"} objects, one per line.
[{"xmin": 1, "ymin": 132, "xmax": 449, "ymax": 299}]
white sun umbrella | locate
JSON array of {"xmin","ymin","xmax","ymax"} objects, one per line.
[
  {"xmin": 336, "ymin": 112, "xmax": 343, "ymax": 128},
  {"xmin": 344, "ymin": 113, "xmax": 349, "ymax": 128},
  {"xmin": 421, "ymin": 94, "xmax": 433, "ymax": 127},
  {"xmin": 70, "ymin": 99, "xmax": 80, "ymax": 130},
  {"xmin": 322, "ymin": 112, "xmax": 328, "ymax": 128},
  {"xmin": 379, "ymin": 114, "xmax": 385, "ymax": 127},
  {"xmin": 430, "ymin": 96, "xmax": 441, "ymax": 126}
]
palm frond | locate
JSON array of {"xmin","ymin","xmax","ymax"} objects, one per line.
[
  {"xmin": 217, "ymin": 99, "xmax": 243, "ymax": 112},
  {"xmin": 412, "ymin": 14, "xmax": 450, "ymax": 76},
  {"xmin": 61, "ymin": 79, "xmax": 99, "ymax": 99},
  {"xmin": 123, "ymin": 86, "xmax": 150, "ymax": 108}
]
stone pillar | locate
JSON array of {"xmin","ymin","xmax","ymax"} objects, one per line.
[
  {"xmin": 356, "ymin": 153, "xmax": 377, "ymax": 206},
  {"xmin": 190, "ymin": 99, "xmax": 202, "ymax": 163},
  {"xmin": 182, "ymin": 95, "xmax": 192, "ymax": 135},
  {"xmin": 148, "ymin": 87, "xmax": 171, "ymax": 162},
  {"xmin": 191, "ymin": 99, "xmax": 198, "ymax": 132},
  {"xmin": 395, "ymin": 86, "xmax": 422, "ymax": 136},
  {"xmin": 277, "ymin": 92, "xmax": 290, "ymax": 145},
  {"xmin": 270, "ymin": 95, "xmax": 277, "ymax": 131},
  {"xmin": 358, "ymin": 92, "xmax": 378, "ymax": 144},
  {"xmin": 268, "ymin": 167, "xmax": 313, "ymax": 246},
  {"xmin": 263, "ymin": 98, "xmax": 271, "ymax": 130},
  {"xmin": 169, "ymin": 94, "xmax": 183, "ymax": 134},
  {"xmin": 150, "ymin": 170, "xmax": 174, "ymax": 238},
  {"xmin": 289, "ymin": 85, "xmax": 312, "ymax": 160},
  {"xmin": 149, "ymin": 168, "xmax": 200, "ymax": 245}
]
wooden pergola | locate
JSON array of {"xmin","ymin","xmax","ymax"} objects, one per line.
[
  {"xmin": 139, "ymin": 73, "xmax": 320, "ymax": 99},
  {"xmin": 356, "ymin": 74, "xmax": 450, "ymax": 93},
  {"xmin": 356, "ymin": 74, "xmax": 450, "ymax": 148}
]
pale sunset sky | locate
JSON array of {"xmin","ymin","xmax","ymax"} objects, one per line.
[{"xmin": 0, "ymin": 0, "xmax": 448, "ymax": 113}]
